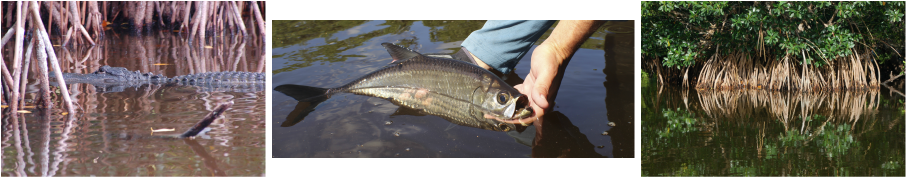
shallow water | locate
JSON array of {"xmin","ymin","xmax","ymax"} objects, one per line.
[{"xmin": 272, "ymin": 20, "xmax": 634, "ymax": 158}]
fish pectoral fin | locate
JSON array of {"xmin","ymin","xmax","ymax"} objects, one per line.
[
  {"xmin": 390, "ymin": 106, "xmax": 427, "ymax": 117},
  {"xmin": 451, "ymin": 47, "xmax": 478, "ymax": 65}
]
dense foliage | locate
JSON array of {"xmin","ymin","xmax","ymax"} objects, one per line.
[{"xmin": 642, "ymin": 1, "xmax": 905, "ymax": 68}]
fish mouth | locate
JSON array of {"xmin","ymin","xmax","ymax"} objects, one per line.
[
  {"xmin": 512, "ymin": 95, "xmax": 532, "ymax": 119},
  {"xmin": 493, "ymin": 95, "xmax": 535, "ymax": 126}
]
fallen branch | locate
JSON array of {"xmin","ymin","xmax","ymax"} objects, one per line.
[
  {"xmin": 882, "ymin": 83, "xmax": 905, "ymax": 97},
  {"xmin": 180, "ymin": 102, "xmax": 233, "ymax": 138},
  {"xmin": 882, "ymin": 71, "xmax": 904, "ymax": 85}
]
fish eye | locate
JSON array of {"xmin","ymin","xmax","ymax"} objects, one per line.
[{"xmin": 496, "ymin": 92, "xmax": 509, "ymax": 104}]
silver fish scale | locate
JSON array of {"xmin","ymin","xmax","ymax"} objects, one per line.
[
  {"xmin": 338, "ymin": 55, "xmax": 507, "ymax": 130},
  {"xmin": 344, "ymin": 56, "xmax": 489, "ymax": 97},
  {"xmin": 355, "ymin": 87, "xmax": 497, "ymax": 130}
]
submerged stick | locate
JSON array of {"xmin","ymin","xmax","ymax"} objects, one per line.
[
  {"xmin": 180, "ymin": 102, "xmax": 233, "ymax": 138},
  {"xmin": 29, "ymin": 1, "xmax": 76, "ymax": 113}
]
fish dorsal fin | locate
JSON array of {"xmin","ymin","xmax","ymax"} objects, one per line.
[
  {"xmin": 451, "ymin": 47, "xmax": 479, "ymax": 65},
  {"xmin": 381, "ymin": 43, "xmax": 422, "ymax": 63}
]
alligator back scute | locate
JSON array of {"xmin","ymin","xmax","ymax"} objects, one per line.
[
  {"xmin": 169, "ymin": 72, "xmax": 266, "ymax": 84},
  {"xmin": 168, "ymin": 72, "xmax": 266, "ymax": 93},
  {"xmin": 94, "ymin": 66, "xmax": 166, "ymax": 82},
  {"xmin": 55, "ymin": 66, "xmax": 266, "ymax": 93}
]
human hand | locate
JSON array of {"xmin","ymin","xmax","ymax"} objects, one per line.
[{"xmin": 514, "ymin": 41, "xmax": 567, "ymax": 124}]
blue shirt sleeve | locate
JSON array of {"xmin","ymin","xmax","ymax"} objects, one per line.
[{"xmin": 461, "ymin": 20, "xmax": 556, "ymax": 74}]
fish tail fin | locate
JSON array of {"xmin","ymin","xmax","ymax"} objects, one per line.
[
  {"xmin": 274, "ymin": 84, "xmax": 332, "ymax": 127},
  {"xmin": 274, "ymin": 84, "xmax": 331, "ymax": 101}
]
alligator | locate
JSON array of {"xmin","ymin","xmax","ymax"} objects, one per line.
[{"xmin": 54, "ymin": 65, "xmax": 265, "ymax": 93}]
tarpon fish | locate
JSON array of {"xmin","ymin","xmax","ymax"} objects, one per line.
[{"xmin": 275, "ymin": 43, "xmax": 534, "ymax": 132}]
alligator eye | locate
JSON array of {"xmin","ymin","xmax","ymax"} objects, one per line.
[{"xmin": 496, "ymin": 92, "xmax": 509, "ymax": 104}]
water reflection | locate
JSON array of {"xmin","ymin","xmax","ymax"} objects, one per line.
[
  {"xmin": 642, "ymin": 76, "xmax": 905, "ymax": 176},
  {"xmin": 697, "ymin": 89, "xmax": 880, "ymax": 124},
  {"xmin": 2, "ymin": 32, "xmax": 265, "ymax": 176},
  {"xmin": 2, "ymin": 86, "xmax": 267, "ymax": 176}
]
